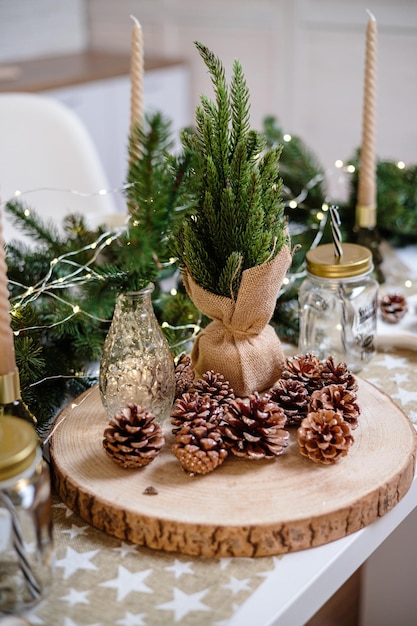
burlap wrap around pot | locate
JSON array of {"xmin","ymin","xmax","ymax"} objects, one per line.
[{"xmin": 182, "ymin": 244, "xmax": 292, "ymax": 397}]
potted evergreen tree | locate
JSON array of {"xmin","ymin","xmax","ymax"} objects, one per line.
[{"xmin": 173, "ymin": 42, "xmax": 292, "ymax": 397}]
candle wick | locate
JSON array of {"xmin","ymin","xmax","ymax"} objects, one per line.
[
  {"xmin": 366, "ymin": 9, "xmax": 376, "ymax": 21},
  {"xmin": 130, "ymin": 14, "xmax": 141, "ymax": 28}
]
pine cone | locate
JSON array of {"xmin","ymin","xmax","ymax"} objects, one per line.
[
  {"xmin": 380, "ymin": 293, "xmax": 408, "ymax": 324},
  {"xmin": 309, "ymin": 384, "xmax": 360, "ymax": 430},
  {"xmin": 297, "ymin": 409, "xmax": 354, "ymax": 465},
  {"xmin": 172, "ymin": 420, "xmax": 228, "ymax": 474},
  {"xmin": 222, "ymin": 392, "xmax": 288, "ymax": 459},
  {"xmin": 281, "ymin": 353, "xmax": 323, "ymax": 392},
  {"xmin": 174, "ymin": 353, "xmax": 195, "ymax": 399},
  {"xmin": 170, "ymin": 392, "xmax": 222, "ymax": 433},
  {"xmin": 268, "ymin": 378, "xmax": 309, "ymax": 427},
  {"xmin": 191, "ymin": 370, "xmax": 235, "ymax": 406},
  {"xmin": 103, "ymin": 404, "xmax": 165, "ymax": 469},
  {"xmin": 320, "ymin": 356, "xmax": 358, "ymax": 392}
]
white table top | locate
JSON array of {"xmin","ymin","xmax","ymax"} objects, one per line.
[{"xmin": 230, "ymin": 465, "xmax": 417, "ymax": 626}]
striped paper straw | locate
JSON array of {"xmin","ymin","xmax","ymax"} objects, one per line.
[
  {"xmin": 330, "ymin": 205, "xmax": 343, "ymax": 258},
  {"xmin": 0, "ymin": 491, "xmax": 41, "ymax": 600}
]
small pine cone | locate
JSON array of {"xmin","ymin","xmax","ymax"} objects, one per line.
[
  {"xmin": 380, "ymin": 293, "xmax": 408, "ymax": 324},
  {"xmin": 172, "ymin": 420, "xmax": 228, "ymax": 475},
  {"xmin": 191, "ymin": 370, "xmax": 235, "ymax": 406},
  {"xmin": 297, "ymin": 409, "xmax": 354, "ymax": 465},
  {"xmin": 103, "ymin": 404, "xmax": 164, "ymax": 469},
  {"xmin": 281, "ymin": 353, "xmax": 323, "ymax": 393},
  {"xmin": 174, "ymin": 353, "xmax": 195, "ymax": 399},
  {"xmin": 170, "ymin": 392, "xmax": 222, "ymax": 433},
  {"xmin": 222, "ymin": 392, "xmax": 288, "ymax": 459},
  {"xmin": 268, "ymin": 378, "xmax": 309, "ymax": 427},
  {"xmin": 309, "ymin": 384, "xmax": 360, "ymax": 430},
  {"xmin": 320, "ymin": 356, "xmax": 358, "ymax": 392}
]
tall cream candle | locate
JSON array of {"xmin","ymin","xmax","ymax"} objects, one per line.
[
  {"xmin": 0, "ymin": 210, "xmax": 17, "ymax": 376},
  {"xmin": 356, "ymin": 11, "xmax": 377, "ymax": 228},
  {"xmin": 130, "ymin": 15, "xmax": 144, "ymax": 133}
]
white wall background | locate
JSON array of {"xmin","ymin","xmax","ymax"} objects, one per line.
[
  {"xmin": 86, "ymin": 0, "xmax": 417, "ymax": 199},
  {"xmin": 0, "ymin": 0, "xmax": 88, "ymax": 61},
  {"xmin": 0, "ymin": 0, "xmax": 416, "ymax": 200}
]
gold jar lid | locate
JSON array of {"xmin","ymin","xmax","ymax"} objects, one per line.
[
  {"xmin": 0, "ymin": 415, "xmax": 39, "ymax": 481},
  {"xmin": 306, "ymin": 243, "xmax": 373, "ymax": 279}
]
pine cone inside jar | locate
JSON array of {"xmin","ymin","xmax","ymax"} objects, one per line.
[
  {"xmin": 172, "ymin": 420, "xmax": 228, "ymax": 475},
  {"xmin": 309, "ymin": 384, "xmax": 360, "ymax": 430},
  {"xmin": 380, "ymin": 293, "xmax": 408, "ymax": 324},
  {"xmin": 320, "ymin": 356, "xmax": 358, "ymax": 392},
  {"xmin": 170, "ymin": 391, "xmax": 222, "ymax": 433},
  {"xmin": 281, "ymin": 353, "xmax": 323, "ymax": 393},
  {"xmin": 174, "ymin": 353, "xmax": 195, "ymax": 399},
  {"xmin": 191, "ymin": 370, "xmax": 235, "ymax": 406},
  {"xmin": 103, "ymin": 404, "xmax": 165, "ymax": 469},
  {"xmin": 297, "ymin": 409, "xmax": 354, "ymax": 465},
  {"xmin": 268, "ymin": 378, "xmax": 309, "ymax": 427},
  {"xmin": 222, "ymin": 392, "xmax": 288, "ymax": 459}
]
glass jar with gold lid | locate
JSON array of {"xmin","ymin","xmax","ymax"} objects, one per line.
[
  {"xmin": 298, "ymin": 243, "xmax": 378, "ymax": 371},
  {"xmin": 0, "ymin": 415, "xmax": 53, "ymax": 614}
]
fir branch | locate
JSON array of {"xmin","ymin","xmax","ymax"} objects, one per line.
[
  {"xmin": 5, "ymin": 199, "xmax": 64, "ymax": 250},
  {"xmin": 230, "ymin": 59, "xmax": 251, "ymax": 158},
  {"xmin": 194, "ymin": 41, "xmax": 230, "ymax": 187},
  {"xmin": 344, "ymin": 153, "xmax": 417, "ymax": 243},
  {"xmin": 175, "ymin": 44, "xmax": 287, "ymax": 298},
  {"xmin": 218, "ymin": 251, "xmax": 243, "ymax": 299}
]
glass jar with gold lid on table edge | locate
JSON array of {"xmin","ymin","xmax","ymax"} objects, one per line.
[
  {"xmin": 0, "ymin": 414, "xmax": 53, "ymax": 615},
  {"xmin": 298, "ymin": 242, "xmax": 378, "ymax": 372}
]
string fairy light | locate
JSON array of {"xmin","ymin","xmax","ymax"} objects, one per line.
[
  {"xmin": 283, "ymin": 172, "xmax": 325, "ymax": 210},
  {"xmin": 0, "ymin": 182, "xmax": 135, "ymax": 209},
  {"xmin": 160, "ymin": 320, "xmax": 202, "ymax": 351},
  {"xmin": 10, "ymin": 227, "xmax": 124, "ymax": 312},
  {"xmin": 3, "ymin": 183, "xmax": 188, "ymax": 352}
]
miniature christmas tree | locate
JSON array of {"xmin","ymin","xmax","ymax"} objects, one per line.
[{"xmin": 173, "ymin": 42, "xmax": 292, "ymax": 396}]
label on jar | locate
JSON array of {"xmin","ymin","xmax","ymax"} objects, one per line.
[{"xmin": 353, "ymin": 300, "xmax": 376, "ymax": 355}]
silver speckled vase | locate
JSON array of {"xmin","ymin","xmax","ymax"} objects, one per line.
[{"xmin": 99, "ymin": 284, "xmax": 175, "ymax": 422}]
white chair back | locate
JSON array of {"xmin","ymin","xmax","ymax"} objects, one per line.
[{"xmin": 0, "ymin": 92, "xmax": 122, "ymax": 243}]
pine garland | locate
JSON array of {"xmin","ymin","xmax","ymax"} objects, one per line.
[
  {"xmin": 345, "ymin": 150, "xmax": 417, "ymax": 244},
  {"xmin": 173, "ymin": 42, "xmax": 288, "ymax": 299},
  {"xmin": 4, "ymin": 112, "xmax": 197, "ymax": 425}
]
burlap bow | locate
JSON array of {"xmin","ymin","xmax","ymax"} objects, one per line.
[{"xmin": 182, "ymin": 244, "xmax": 292, "ymax": 396}]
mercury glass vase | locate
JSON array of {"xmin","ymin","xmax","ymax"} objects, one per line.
[{"xmin": 99, "ymin": 284, "xmax": 175, "ymax": 422}]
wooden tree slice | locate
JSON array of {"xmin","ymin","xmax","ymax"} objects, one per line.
[{"xmin": 50, "ymin": 378, "xmax": 416, "ymax": 557}]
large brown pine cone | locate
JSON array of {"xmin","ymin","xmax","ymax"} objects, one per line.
[
  {"xmin": 222, "ymin": 392, "xmax": 288, "ymax": 459},
  {"xmin": 170, "ymin": 391, "xmax": 222, "ymax": 433},
  {"xmin": 309, "ymin": 384, "xmax": 360, "ymax": 430},
  {"xmin": 103, "ymin": 404, "xmax": 165, "ymax": 469},
  {"xmin": 319, "ymin": 356, "xmax": 357, "ymax": 391},
  {"xmin": 281, "ymin": 353, "xmax": 323, "ymax": 393},
  {"xmin": 172, "ymin": 420, "xmax": 228, "ymax": 475},
  {"xmin": 268, "ymin": 378, "xmax": 309, "ymax": 427},
  {"xmin": 174, "ymin": 353, "xmax": 195, "ymax": 399},
  {"xmin": 191, "ymin": 370, "xmax": 235, "ymax": 406},
  {"xmin": 297, "ymin": 409, "xmax": 354, "ymax": 465},
  {"xmin": 380, "ymin": 293, "xmax": 408, "ymax": 324}
]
